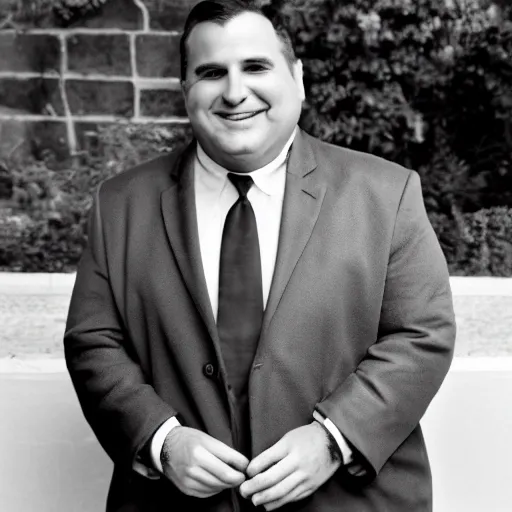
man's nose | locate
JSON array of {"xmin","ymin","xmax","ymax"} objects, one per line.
[{"xmin": 222, "ymin": 72, "xmax": 247, "ymax": 107}]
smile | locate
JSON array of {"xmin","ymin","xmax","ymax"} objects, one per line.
[{"xmin": 216, "ymin": 110, "xmax": 265, "ymax": 121}]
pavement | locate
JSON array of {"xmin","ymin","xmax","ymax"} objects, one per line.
[{"xmin": 1, "ymin": 274, "xmax": 512, "ymax": 364}]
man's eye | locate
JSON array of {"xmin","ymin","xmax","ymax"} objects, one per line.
[
  {"xmin": 202, "ymin": 69, "xmax": 224, "ymax": 79},
  {"xmin": 245, "ymin": 64, "xmax": 267, "ymax": 73}
]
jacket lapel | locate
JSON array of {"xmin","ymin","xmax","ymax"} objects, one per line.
[
  {"xmin": 160, "ymin": 132, "xmax": 327, "ymax": 354},
  {"xmin": 160, "ymin": 142, "xmax": 220, "ymax": 347},
  {"xmin": 261, "ymin": 130, "xmax": 327, "ymax": 336}
]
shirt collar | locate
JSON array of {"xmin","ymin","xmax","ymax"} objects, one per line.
[{"xmin": 195, "ymin": 128, "xmax": 297, "ymax": 197}]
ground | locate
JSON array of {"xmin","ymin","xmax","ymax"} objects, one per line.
[{"xmin": 1, "ymin": 293, "xmax": 511, "ymax": 359}]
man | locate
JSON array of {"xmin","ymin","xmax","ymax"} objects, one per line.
[{"xmin": 64, "ymin": 1, "xmax": 456, "ymax": 511}]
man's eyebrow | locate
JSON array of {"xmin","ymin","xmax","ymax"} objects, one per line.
[{"xmin": 244, "ymin": 57, "xmax": 274, "ymax": 67}]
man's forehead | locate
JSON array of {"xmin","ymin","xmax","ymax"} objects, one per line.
[{"xmin": 186, "ymin": 12, "xmax": 282, "ymax": 64}]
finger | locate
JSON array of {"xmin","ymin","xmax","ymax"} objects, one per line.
[
  {"xmin": 188, "ymin": 466, "xmax": 232, "ymax": 490},
  {"xmin": 203, "ymin": 436, "xmax": 250, "ymax": 472},
  {"xmin": 240, "ymin": 456, "xmax": 295, "ymax": 498},
  {"xmin": 185, "ymin": 479, "xmax": 222, "ymax": 499},
  {"xmin": 260, "ymin": 481, "xmax": 309, "ymax": 511},
  {"xmin": 199, "ymin": 448, "xmax": 246, "ymax": 487},
  {"xmin": 246, "ymin": 440, "xmax": 288, "ymax": 478},
  {"xmin": 252, "ymin": 471, "xmax": 305, "ymax": 507}
]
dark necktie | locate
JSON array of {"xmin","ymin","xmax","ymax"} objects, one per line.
[{"xmin": 217, "ymin": 173, "xmax": 263, "ymax": 457}]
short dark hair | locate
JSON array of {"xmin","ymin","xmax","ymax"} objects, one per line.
[{"xmin": 180, "ymin": 0, "xmax": 297, "ymax": 81}]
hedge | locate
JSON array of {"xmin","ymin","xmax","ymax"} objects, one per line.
[
  {"xmin": 266, "ymin": 0, "xmax": 512, "ymax": 215},
  {"xmin": 0, "ymin": 124, "xmax": 192, "ymax": 272},
  {"xmin": 1, "ymin": 122, "xmax": 511, "ymax": 275},
  {"xmin": 1, "ymin": 0, "xmax": 512, "ymax": 274}
]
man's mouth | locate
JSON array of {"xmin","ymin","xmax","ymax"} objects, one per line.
[{"xmin": 216, "ymin": 110, "xmax": 265, "ymax": 121}]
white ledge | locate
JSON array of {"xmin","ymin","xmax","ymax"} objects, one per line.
[
  {"xmin": 449, "ymin": 276, "xmax": 512, "ymax": 296},
  {"xmin": 1, "ymin": 274, "xmax": 511, "ymax": 295}
]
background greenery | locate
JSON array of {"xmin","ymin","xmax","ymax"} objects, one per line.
[{"xmin": 1, "ymin": 0, "xmax": 511, "ymax": 274}]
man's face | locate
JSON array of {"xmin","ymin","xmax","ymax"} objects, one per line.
[{"xmin": 182, "ymin": 12, "xmax": 305, "ymax": 171}]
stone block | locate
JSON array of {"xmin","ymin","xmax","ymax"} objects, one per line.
[
  {"xmin": 135, "ymin": 34, "xmax": 180, "ymax": 78},
  {"xmin": 0, "ymin": 115, "xmax": 32, "ymax": 161},
  {"xmin": 67, "ymin": 34, "xmax": 131, "ymax": 76},
  {"xmin": 140, "ymin": 87, "xmax": 187, "ymax": 118},
  {"xmin": 0, "ymin": 33, "xmax": 60, "ymax": 73},
  {"xmin": 142, "ymin": 0, "xmax": 201, "ymax": 31},
  {"xmin": 66, "ymin": 80, "xmax": 134, "ymax": 117},
  {"xmin": 0, "ymin": 118, "xmax": 69, "ymax": 162},
  {"xmin": 0, "ymin": 78, "xmax": 64, "ymax": 116}
]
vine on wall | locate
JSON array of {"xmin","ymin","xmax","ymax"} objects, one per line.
[{"xmin": 0, "ymin": 0, "xmax": 109, "ymax": 27}]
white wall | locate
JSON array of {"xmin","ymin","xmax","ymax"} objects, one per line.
[
  {"xmin": 423, "ymin": 358, "xmax": 512, "ymax": 512},
  {"xmin": 1, "ymin": 360, "xmax": 511, "ymax": 511}
]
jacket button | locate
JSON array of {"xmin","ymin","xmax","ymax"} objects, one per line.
[{"xmin": 203, "ymin": 363, "xmax": 216, "ymax": 378}]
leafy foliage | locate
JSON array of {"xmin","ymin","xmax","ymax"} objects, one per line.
[
  {"xmin": 267, "ymin": 0, "xmax": 512, "ymax": 216},
  {"xmin": 0, "ymin": 0, "xmax": 110, "ymax": 27},
  {"xmin": 446, "ymin": 206, "xmax": 512, "ymax": 276},
  {"xmin": 0, "ymin": 123, "xmax": 192, "ymax": 271},
  {"xmin": 1, "ymin": 1, "xmax": 511, "ymax": 275}
]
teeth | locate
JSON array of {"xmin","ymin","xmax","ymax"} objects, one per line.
[{"xmin": 221, "ymin": 111, "xmax": 260, "ymax": 121}]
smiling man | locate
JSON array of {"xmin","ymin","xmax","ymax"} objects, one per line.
[
  {"xmin": 64, "ymin": 1, "xmax": 456, "ymax": 512},
  {"xmin": 181, "ymin": 6, "xmax": 304, "ymax": 172}
]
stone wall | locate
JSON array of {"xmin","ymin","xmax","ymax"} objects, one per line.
[{"xmin": 0, "ymin": 0, "xmax": 202, "ymax": 161}]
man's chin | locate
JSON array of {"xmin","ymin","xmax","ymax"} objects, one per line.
[
  {"xmin": 205, "ymin": 141, "xmax": 268, "ymax": 171},
  {"xmin": 215, "ymin": 137, "xmax": 260, "ymax": 158}
]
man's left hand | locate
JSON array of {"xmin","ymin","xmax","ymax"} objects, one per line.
[{"xmin": 239, "ymin": 422, "xmax": 341, "ymax": 510}]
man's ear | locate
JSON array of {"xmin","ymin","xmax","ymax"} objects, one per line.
[{"xmin": 293, "ymin": 59, "xmax": 306, "ymax": 101}]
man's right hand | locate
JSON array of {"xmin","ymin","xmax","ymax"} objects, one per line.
[{"xmin": 161, "ymin": 426, "xmax": 249, "ymax": 498}]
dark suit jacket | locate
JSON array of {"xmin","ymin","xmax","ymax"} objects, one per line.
[{"xmin": 64, "ymin": 129, "xmax": 456, "ymax": 511}]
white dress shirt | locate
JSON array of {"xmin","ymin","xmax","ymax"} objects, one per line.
[
  {"xmin": 134, "ymin": 129, "xmax": 356, "ymax": 477},
  {"xmin": 195, "ymin": 134, "xmax": 291, "ymax": 319}
]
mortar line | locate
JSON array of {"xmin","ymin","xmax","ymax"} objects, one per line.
[
  {"xmin": 58, "ymin": 34, "xmax": 77, "ymax": 155},
  {"xmin": 0, "ymin": 72, "xmax": 180, "ymax": 84},
  {"xmin": 0, "ymin": 28, "xmax": 179, "ymax": 36},
  {"xmin": 0, "ymin": 113, "xmax": 189, "ymax": 123},
  {"xmin": 132, "ymin": 0, "xmax": 150, "ymax": 32}
]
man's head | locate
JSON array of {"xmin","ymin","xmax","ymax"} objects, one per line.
[{"xmin": 180, "ymin": 0, "xmax": 305, "ymax": 172}]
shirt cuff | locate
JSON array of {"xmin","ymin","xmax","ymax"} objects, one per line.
[
  {"xmin": 313, "ymin": 410, "xmax": 354, "ymax": 465},
  {"xmin": 150, "ymin": 415, "xmax": 182, "ymax": 473}
]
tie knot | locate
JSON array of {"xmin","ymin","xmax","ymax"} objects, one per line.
[{"xmin": 228, "ymin": 173, "xmax": 254, "ymax": 198}]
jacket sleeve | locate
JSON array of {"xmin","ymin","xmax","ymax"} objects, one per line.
[
  {"xmin": 64, "ymin": 184, "xmax": 176, "ymax": 471},
  {"xmin": 315, "ymin": 170, "xmax": 456, "ymax": 477}
]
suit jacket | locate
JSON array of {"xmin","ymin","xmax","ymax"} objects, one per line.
[{"xmin": 64, "ymin": 129, "xmax": 456, "ymax": 512}]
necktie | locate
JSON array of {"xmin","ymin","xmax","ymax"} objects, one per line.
[{"xmin": 217, "ymin": 173, "xmax": 263, "ymax": 456}]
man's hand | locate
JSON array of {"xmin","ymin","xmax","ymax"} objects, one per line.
[
  {"xmin": 239, "ymin": 422, "xmax": 342, "ymax": 510},
  {"xmin": 161, "ymin": 426, "xmax": 249, "ymax": 498}
]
